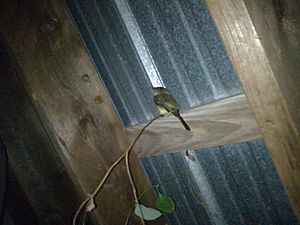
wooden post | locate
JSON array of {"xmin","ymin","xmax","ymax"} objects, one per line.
[{"xmin": 205, "ymin": 0, "xmax": 300, "ymax": 220}]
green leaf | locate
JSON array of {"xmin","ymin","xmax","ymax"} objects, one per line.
[
  {"xmin": 134, "ymin": 204, "xmax": 162, "ymax": 221},
  {"xmin": 156, "ymin": 192, "xmax": 175, "ymax": 213}
]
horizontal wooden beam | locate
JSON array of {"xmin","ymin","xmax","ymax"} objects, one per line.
[{"xmin": 127, "ymin": 94, "xmax": 262, "ymax": 157}]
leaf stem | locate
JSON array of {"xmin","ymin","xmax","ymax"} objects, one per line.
[
  {"xmin": 73, "ymin": 116, "xmax": 160, "ymax": 225},
  {"xmin": 124, "ymin": 176, "xmax": 177, "ymax": 225}
]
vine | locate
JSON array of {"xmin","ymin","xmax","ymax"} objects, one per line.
[{"xmin": 73, "ymin": 115, "xmax": 176, "ymax": 225}]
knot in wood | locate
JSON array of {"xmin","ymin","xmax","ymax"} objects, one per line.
[
  {"xmin": 81, "ymin": 74, "xmax": 90, "ymax": 83},
  {"xmin": 40, "ymin": 17, "xmax": 60, "ymax": 34},
  {"xmin": 94, "ymin": 95, "xmax": 103, "ymax": 104}
]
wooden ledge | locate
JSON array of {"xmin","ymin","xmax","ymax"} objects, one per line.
[{"xmin": 127, "ymin": 94, "xmax": 262, "ymax": 157}]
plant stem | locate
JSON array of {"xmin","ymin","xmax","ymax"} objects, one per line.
[
  {"xmin": 126, "ymin": 150, "xmax": 146, "ymax": 225},
  {"xmin": 125, "ymin": 185, "xmax": 159, "ymax": 225},
  {"xmin": 124, "ymin": 176, "xmax": 178, "ymax": 225},
  {"xmin": 73, "ymin": 116, "xmax": 160, "ymax": 225},
  {"xmin": 125, "ymin": 116, "xmax": 161, "ymax": 225}
]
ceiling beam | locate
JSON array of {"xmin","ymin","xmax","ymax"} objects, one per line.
[
  {"xmin": 0, "ymin": 44, "xmax": 80, "ymax": 224},
  {"xmin": 127, "ymin": 94, "xmax": 261, "ymax": 157},
  {"xmin": 205, "ymin": 0, "xmax": 300, "ymax": 221},
  {"xmin": 0, "ymin": 0, "xmax": 167, "ymax": 224}
]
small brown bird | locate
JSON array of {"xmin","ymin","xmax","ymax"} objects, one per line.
[{"xmin": 153, "ymin": 87, "xmax": 191, "ymax": 131}]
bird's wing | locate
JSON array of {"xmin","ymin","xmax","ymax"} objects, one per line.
[
  {"xmin": 163, "ymin": 101, "xmax": 178, "ymax": 114},
  {"xmin": 154, "ymin": 94, "xmax": 178, "ymax": 113}
]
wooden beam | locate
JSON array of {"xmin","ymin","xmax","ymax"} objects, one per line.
[
  {"xmin": 205, "ymin": 0, "xmax": 300, "ymax": 220},
  {"xmin": 127, "ymin": 94, "xmax": 261, "ymax": 157},
  {"xmin": 5, "ymin": 166, "xmax": 41, "ymax": 225},
  {"xmin": 0, "ymin": 43, "xmax": 80, "ymax": 224},
  {"xmin": 244, "ymin": 0, "xmax": 300, "ymax": 135},
  {"xmin": 0, "ymin": 0, "xmax": 166, "ymax": 224}
]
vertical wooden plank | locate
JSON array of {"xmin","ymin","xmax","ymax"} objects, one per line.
[
  {"xmin": 0, "ymin": 0, "xmax": 166, "ymax": 224},
  {"xmin": 205, "ymin": 0, "xmax": 300, "ymax": 220}
]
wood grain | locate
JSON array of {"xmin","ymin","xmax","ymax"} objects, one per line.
[
  {"xmin": 0, "ymin": 44, "xmax": 81, "ymax": 224},
  {"xmin": 128, "ymin": 94, "xmax": 261, "ymax": 157},
  {"xmin": 245, "ymin": 0, "xmax": 300, "ymax": 135},
  {"xmin": 0, "ymin": 0, "xmax": 166, "ymax": 224},
  {"xmin": 205, "ymin": 0, "xmax": 300, "ymax": 220}
]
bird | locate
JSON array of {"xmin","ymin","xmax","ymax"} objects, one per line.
[{"xmin": 153, "ymin": 87, "xmax": 191, "ymax": 131}]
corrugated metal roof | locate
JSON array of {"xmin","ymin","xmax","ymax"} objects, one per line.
[
  {"xmin": 141, "ymin": 139, "xmax": 299, "ymax": 225},
  {"xmin": 66, "ymin": 0, "xmax": 242, "ymax": 126},
  {"xmin": 65, "ymin": 1, "xmax": 299, "ymax": 224}
]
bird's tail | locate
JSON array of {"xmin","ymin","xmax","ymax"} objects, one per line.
[{"xmin": 177, "ymin": 114, "xmax": 191, "ymax": 131}]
